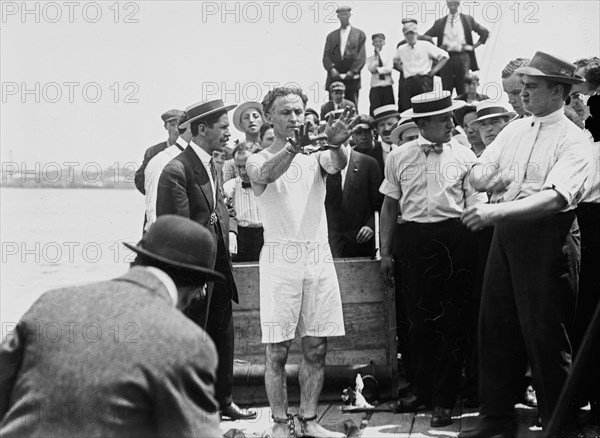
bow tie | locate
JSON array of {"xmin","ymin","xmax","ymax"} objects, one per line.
[
  {"xmin": 241, "ymin": 181, "xmax": 252, "ymax": 189},
  {"xmin": 420, "ymin": 143, "xmax": 444, "ymax": 155}
]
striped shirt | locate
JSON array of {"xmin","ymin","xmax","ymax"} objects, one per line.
[{"xmin": 223, "ymin": 177, "xmax": 262, "ymax": 227}]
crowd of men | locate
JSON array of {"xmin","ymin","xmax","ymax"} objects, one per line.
[{"xmin": 1, "ymin": 1, "xmax": 599, "ymax": 437}]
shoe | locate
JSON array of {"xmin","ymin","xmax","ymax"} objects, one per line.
[
  {"xmin": 459, "ymin": 418, "xmax": 515, "ymax": 438},
  {"xmin": 220, "ymin": 402, "xmax": 257, "ymax": 421},
  {"xmin": 393, "ymin": 393, "xmax": 431, "ymax": 413},
  {"xmin": 431, "ymin": 406, "xmax": 453, "ymax": 427}
]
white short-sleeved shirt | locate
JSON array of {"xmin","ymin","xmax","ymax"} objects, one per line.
[
  {"xmin": 393, "ymin": 40, "xmax": 449, "ymax": 78},
  {"xmin": 379, "ymin": 136, "xmax": 486, "ymax": 223},
  {"xmin": 477, "ymin": 108, "xmax": 591, "ymax": 210}
]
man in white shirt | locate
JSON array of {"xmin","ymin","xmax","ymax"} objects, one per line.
[
  {"xmin": 393, "ymin": 21, "xmax": 449, "ymax": 111},
  {"xmin": 322, "ymin": 5, "xmax": 366, "ymax": 105},
  {"xmin": 460, "ymin": 52, "xmax": 591, "ymax": 438},
  {"xmin": 144, "ymin": 113, "xmax": 192, "ymax": 231},
  {"xmin": 367, "ymin": 33, "xmax": 395, "ymax": 116}
]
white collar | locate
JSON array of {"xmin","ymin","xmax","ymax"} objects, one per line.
[
  {"xmin": 189, "ymin": 140, "xmax": 212, "ymax": 163},
  {"xmin": 417, "ymin": 134, "xmax": 447, "ymax": 146},
  {"xmin": 175, "ymin": 137, "xmax": 188, "ymax": 149},
  {"xmin": 381, "ymin": 141, "xmax": 394, "ymax": 152},
  {"xmin": 145, "ymin": 266, "xmax": 178, "ymax": 307},
  {"xmin": 531, "ymin": 107, "xmax": 566, "ymax": 125}
]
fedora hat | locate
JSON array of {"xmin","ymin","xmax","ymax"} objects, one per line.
[
  {"xmin": 179, "ymin": 99, "xmax": 237, "ymax": 129},
  {"xmin": 372, "ymin": 104, "xmax": 401, "ymax": 126},
  {"xmin": 390, "ymin": 118, "xmax": 419, "ymax": 145},
  {"xmin": 123, "ymin": 215, "xmax": 225, "ymax": 281},
  {"xmin": 400, "ymin": 90, "xmax": 467, "ymax": 118},
  {"xmin": 474, "ymin": 100, "xmax": 516, "ymax": 123},
  {"xmin": 232, "ymin": 101, "xmax": 264, "ymax": 132},
  {"xmin": 514, "ymin": 51, "xmax": 585, "ymax": 84}
]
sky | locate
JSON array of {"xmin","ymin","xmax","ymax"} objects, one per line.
[{"xmin": 1, "ymin": 0, "xmax": 599, "ymax": 170}]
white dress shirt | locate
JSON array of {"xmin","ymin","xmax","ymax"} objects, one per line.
[
  {"xmin": 367, "ymin": 50, "xmax": 394, "ymax": 87},
  {"xmin": 380, "ymin": 136, "xmax": 486, "ymax": 223},
  {"xmin": 340, "ymin": 25, "xmax": 351, "ymax": 58},
  {"xmin": 393, "ymin": 40, "xmax": 449, "ymax": 78},
  {"xmin": 188, "ymin": 141, "xmax": 216, "ymax": 205},
  {"xmin": 443, "ymin": 13, "xmax": 466, "ymax": 51},
  {"xmin": 144, "ymin": 138, "xmax": 186, "ymax": 230},
  {"xmin": 477, "ymin": 108, "xmax": 591, "ymax": 210},
  {"xmin": 381, "ymin": 141, "xmax": 396, "ymax": 164},
  {"xmin": 145, "ymin": 266, "xmax": 178, "ymax": 307},
  {"xmin": 223, "ymin": 177, "xmax": 262, "ymax": 227}
]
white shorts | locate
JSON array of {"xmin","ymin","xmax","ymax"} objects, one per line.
[{"xmin": 259, "ymin": 241, "xmax": 345, "ymax": 344}]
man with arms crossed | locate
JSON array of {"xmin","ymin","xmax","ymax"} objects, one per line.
[
  {"xmin": 246, "ymin": 87, "xmax": 357, "ymax": 438},
  {"xmin": 459, "ymin": 52, "xmax": 590, "ymax": 438}
]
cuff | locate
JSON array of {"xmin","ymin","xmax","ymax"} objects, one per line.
[{"xmin": 379, "ymin": 179, "xmax": 401, "ymax": 200}]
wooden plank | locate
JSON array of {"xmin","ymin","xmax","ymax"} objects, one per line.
[{"xmin": 361, "ymin": 409, "xmax": 413, "ymax": 437}]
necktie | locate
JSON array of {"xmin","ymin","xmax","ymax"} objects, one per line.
[
  {"xmin": 326, "ymin": 171, "xmax": 343, "ymax": 209},
  {"xmin": 209, "ymin": 158, "xmax": 223, "ymax": 203},
  {"xmin": 420, "ymin": 143, "xmax": 444, "ymax": 155},
  {"xmin": 377, "ymin": 54, "xmax": 385, "ymax": 80}
]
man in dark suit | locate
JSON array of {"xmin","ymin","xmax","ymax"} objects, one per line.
[
  {"xmin": 424, "ymin": 0, "xmax": 489, "ymax": 95},
  {"xmin": 0, "ymin": 215, "xmax": 224, "ymax": 437},
  {"xmin": 156, "ymin": 99, "xmax": 256, "ymax": 421},
  {"xmin": 322, "ymin": 5, "xmax": 366, "ymax": 105},
  {"xmin": 134, "ymin": 109, "xmax": 184, "ymax": 194},
  {"xmin": 325, "ymin": 134, "xmax": 383, "ymax": 258},
  {"xmin": 320, "ymin": 81, "xmax": 356, "ymax": 120}
]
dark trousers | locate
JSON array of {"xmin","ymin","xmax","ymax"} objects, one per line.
[
  {"xmin": 394, "ymin": 223, "xmax": 412, "ymax": 385},
  {"xmin": 369, "ymin": 85, "xmax": 395, "ymax": 116},
  {"xmin": 398, "ymin": 75, "xmax": 434, "ymax": 112},
  {"xmin": 234, "ymin": 226, "xmax": 264, "ymax": 263},
  {"xmin": 328, "ymin": 229, "xmax": 375, "ymax": 258},
  {"xmin": 184, "ymin": 230, "xmax": 235, "ymax": 408},
  {"xmin": 397, "ymin": 219, "xmax": 475, "ymax": 407},
  {"xmin": 574, "ymin": 203, "xmax": 600, "ymax": 407},
  {"xmin": 343, "ymin": 79, "xmax": 360, "ymax": 105},
  {"xmin": 440, "ymin": 52, "xmax": 470, "ymax": 96},
  {"xmin": 479, "ymin": 212, "xmax": 580, "ymax": 425}
]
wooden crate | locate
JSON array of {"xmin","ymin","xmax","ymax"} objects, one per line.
[{"xmin": 231, "ymin": 258, "xmax": 398, "ymax": 405}]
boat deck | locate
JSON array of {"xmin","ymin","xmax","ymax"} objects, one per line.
[{"xmin": 219, "ymin": 401, "xmax": 542, "ymax": 438}]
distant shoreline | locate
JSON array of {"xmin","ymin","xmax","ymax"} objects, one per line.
[{"xmin": 0, "ymin": 183, "xmax": 135, "ymax": 190}]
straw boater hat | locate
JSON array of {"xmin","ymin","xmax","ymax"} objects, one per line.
[
  {"xmin": 390, "ymin": 119, "xmax": 419, "ymax": 145},
  {"xmin": 179, "ymin": 99, "xmax": 237, "ymax": 129},
  {"xmin": 400, "ymin": 90, "xmax": 467, "ymax": 118},
  {"xmin": 232, "ymin": 101, "xmax": 264, "ymax": 132},
  {"xmin": 474, "ymin": 100, "xmax": 516, "ymax": 123},
  {"xmin": 329, "ymin": 81, "xmax": 346, "ymax": 92},
  {"xmin": 514, "ymin": 51, "xmax": 585, "ymax": 84},
  {"xmin": 124, "ymin": 215, "xmax": 225, "ymax": 281},
  {"xmin": 372, "ymin": 104, "xmax": 401, "ymax": 126}
]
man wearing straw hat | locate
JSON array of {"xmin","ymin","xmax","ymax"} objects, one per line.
[
  {"xmin": 0, "ymin": 215, "xmax": 224, "ymax": 437},
  {"xmin": 156, "ymin": 99, "xmax": 257, "ymax": 421},
  {"xmin": 460, "ymin": 51, "xmax": 591, "ymax": 438},
  {"xmin": 380, "ymin": 90, "xmax": 486, "ymax": 427},
  {"xmin": 472, "ymin": 100, "xmax": 515, "ymax": 147}
]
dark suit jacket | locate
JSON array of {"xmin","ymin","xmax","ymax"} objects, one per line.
[
  {"xmin": 156, "ymin": 146, "xmax": 238, "ymax": 303},
  {"xmin": 0, "ymin": 267, "xmax": 221, "ymax": 438},
  {"xmin": 320, "ymin": 99, "xmax": 357, "ymax": 120},
  {"xmin": 322, "ymin": 26, "xmax": 367, "ymax": 90},
  {"xmin": 365, "ymin": 141, "xmax": 385, "ymax": 181},
  {"xmin": 134, "ymin": 141, "xmax": 168, "ymax": 194},
  {"xmin": 424, "ymin": 13, "xmax": 489, "ymax": 71},
  {"xmin": 325, "ymin": 150, "xmax": 383, "ymax": 258}
]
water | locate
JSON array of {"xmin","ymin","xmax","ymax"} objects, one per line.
[{"xmin": 1, "ymin": 188, "xmax": 146, "ymax": 327}]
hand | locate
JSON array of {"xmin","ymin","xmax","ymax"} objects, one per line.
[
  {"xmin": 461, "ymin": 204, "xmax": 499, "ymax": 231},
  {"xmin": 346, "ymin": 71, "xmax": 354, "ymax": 80},
  {"xmin": 485, "ymin": 166, "xmax": 514, "ymax": 194},
  {"xmin": 356, "ymin": 226, "xmax": 374, "ymax": 244},
  {"xmin": 229, "ymin": 231, "xmax": 238, "ymax": 255},
  {"xmin": 325, "ymin": 106, "xmax": 359, "ymax": 146},
  {"xmin": 380, "ymin": 255, "xmax": 394, "ymax": 288},
  {"xmin": 330, "ymin": 67, "xmax": 341, "ymax": 79},
  {"xmin": 286, "ymin": 122, "xmax": 328, "ymax": 154}
]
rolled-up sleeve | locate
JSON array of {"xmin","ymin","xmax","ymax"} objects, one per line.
[
  {"xmin": 542, "ymin": 136, "xmax": 592, "ymax": 207},
  {"xmin": 379, "ymin": 151, "xmax": 402, "ymax": 200}
]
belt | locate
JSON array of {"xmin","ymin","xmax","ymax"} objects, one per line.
[{"xmin": 448, "ymin": 51, "xmax": 468, "ymax": 56}]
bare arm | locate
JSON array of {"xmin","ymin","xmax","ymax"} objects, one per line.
[{"xmin": 379, "ymin": 195, "xmax": 399, "ymax": 287}]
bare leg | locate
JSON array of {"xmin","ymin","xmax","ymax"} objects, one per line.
[
  {"xmin": 299, "ymin": 336, "xmax": 345, "ymax": 437},
  {"xmin": 265, "ymin": 341, "xmax": 292, "ymax": 437}
]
